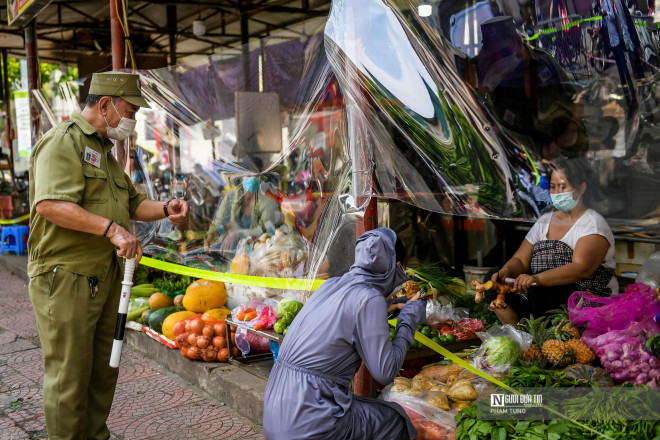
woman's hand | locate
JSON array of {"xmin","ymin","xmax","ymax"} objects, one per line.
[
  {"xmin": 513, "ymin": 274, "xmax": 540, "ymax": 293},
  {"xmin": 492, "ymin": 267, "xmax": 511, "ymax": 283}
]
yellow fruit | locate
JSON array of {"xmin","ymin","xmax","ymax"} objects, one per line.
[
  {"xmin": 566, "ymin": 339, "xmax": 595, "ymax": 365},
  {"xmin": 202, "ymin": 307, "xmax": 231, "ymax": 322},
  {"xmin": 161, "ymin": 311, "xmax": 196, "ymax": 340},
  {"xmin": 542, "ymin": 340, "xmax": 573, "ymax": 367},
  {"xmin": 182, "ymin": 279, "xmax": 227, "ymax": 312},
  {"xmin": 149, "ymin": 292, "xmax": 173, "ymax": 309},
  {"xmin": 523, "ymin": 345, "xmax": 543, "ymax": 363},
  {"xmin": 555, "ymin": 323, "xmax": 580, "ymax": 341}
]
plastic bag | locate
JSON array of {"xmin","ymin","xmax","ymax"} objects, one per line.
[
  {"xmin": 249, "ymin": 229, "xmax": 309, "ymax": 278},
  {"xmin": 568, "ymin": 283, "xmax": 660, "ymax": 340},
  {"xmin": 567, "ymin": 283, "xmax": 660, "ymax": 385},
  {"xmin": 473, "ymin": 324, "xmax": 532, "ymax": 373},
  {"xmin": 235, "ymin": 328, "xmax": 271, "ymax": 356},
  {"xmin": 173, "ymin": 314, "xmax": 232, "ymax": 362},
  {"xmin": 230, "ymin": 237, "xmax": 253, "ymax": 275},
  {"xmin": 636, "ymin": 251, "xmax": 660, "ymax": 289},
  {"xmin": 380, "ymin": 384, "xmax": 457, "ymax": 440},
  {"xmin": 426, "ymin": 303, "xmax": 469, "ymax": 326},
  {"xmin": 231, "ymin": 298, "xmax": 279, "ymax": 327}
]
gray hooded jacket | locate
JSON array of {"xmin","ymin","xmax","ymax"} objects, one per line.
[{"xmin": 263, "ymin": 228, "xmax": 427, "ymax": 440}]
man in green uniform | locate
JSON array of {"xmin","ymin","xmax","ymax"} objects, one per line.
[{"xmin": 27, "ymin": 71, "xmax": 189, "ymax": 440}]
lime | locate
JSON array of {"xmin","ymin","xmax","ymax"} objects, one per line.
[
  {"xmin": 439, "ymin": 335, "xmax": 450, "ymax": 343},
  {"xmin": 411, "ymin": 340, "xmax": 420, "ymax": 349},
  {"xmin": 420, "ymin": 327, "xmax": 432, "ymax": 337},
  {"xmin": 431, "ymin": 329, "xmax": 439, "ymax": 338},
  {"xmin": 431, "ymin": 336, "xmax": 443, "ymax": 345},
  {"xmin": 445, "ymin": 334, "xmax": 456, "ymax": 343},
  {"xmin": 417, "ymin": 324, "xmax": 424, "ymax": 331}
]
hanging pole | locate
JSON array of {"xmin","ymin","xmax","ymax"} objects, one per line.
[
  {"xmin": 110, "ymin": 0, "xmax": 125, "ymax": 70},
  {"xmin": 25, "ymin": 20, "xmax": 40, "ymax": 150},
  {"xmin": 2, "ymin": 49, "xmax": 14, "ymax": 181},
  {"xmin": 167, "ymin": 5, "xmax": 177, "ymax": 67},
  {"xmin": 239, "ymin": 0, "xmax": 250, "ymax": 90}
]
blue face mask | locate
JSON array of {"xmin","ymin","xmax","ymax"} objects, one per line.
[
  {"xmin": 551, "ymin": 190, "xmax": 579, "ymax": 211},
  {"xmin": 242, "ymin": 177, "xmax": 259, "ymax": 194}
]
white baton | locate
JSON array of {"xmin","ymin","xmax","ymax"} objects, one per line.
[{"xmin": 109, "ymin": 258, "xmax": 135, "ymax": 368}]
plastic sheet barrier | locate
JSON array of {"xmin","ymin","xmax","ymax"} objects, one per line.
[{"xmin": 38, "ymin": 0, "xmax": 660, "ymax": 290}]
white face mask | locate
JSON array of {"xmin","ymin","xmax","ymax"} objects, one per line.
[{"xmin": 104, "ymin": 101, "xmax": 136, "ymax": 141}]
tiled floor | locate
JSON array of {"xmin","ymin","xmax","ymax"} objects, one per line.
[{"xmin": 0, "ymin": 262, "xmax": 264, "ymax": 440}]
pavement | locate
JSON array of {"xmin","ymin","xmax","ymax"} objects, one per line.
[{"xmin": 0, "ymin": 255, "xmax": 265, "ymax": 440}]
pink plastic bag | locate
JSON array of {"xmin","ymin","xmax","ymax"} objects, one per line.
[
  {"xmin": 568, "ymin": 283, "xmax": 660, "ymax": 386},
  {"xmin": 231, "ymin": 299, "xmax": 279, "ymax": 330},
  {"xmin": 568, "ymin": 283, "xmax": 659, "ymax": 338}
]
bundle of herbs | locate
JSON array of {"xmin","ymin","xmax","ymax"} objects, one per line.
[
  {"xmin": 455, "ymin": 405, "xmax": 660, "ymax": 440},
  {"xmin": 405, "ymin": 265, "xmax": 466, "ymax": 301}
]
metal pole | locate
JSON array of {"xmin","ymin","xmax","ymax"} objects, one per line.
[
  {"xmin": 110, "ymin": 0, "xmax": 125, "ymax": 70},
  {"xmin": 239, "ymin": 0, "xmax": 250, "ymax": 90},
  {"xmin": 2, "ymin": 49, "xmax": 14, "ymax": 181},
  {"xmin": 167, "ymin": 5, "xmax": 177, "ymax": 67},
  {"xmin": 24, "ymin": 21, "xmax": 40, "ymax": 150}
]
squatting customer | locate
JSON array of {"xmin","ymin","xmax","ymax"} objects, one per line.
[
  {"xmin": 27, "ymin": 71, "xmax": 189, "ymax": 440},
  {"xmin": 490, "ymin": 157, "xmax": 617, "ymax": 326},
  {"xmin": 263, "ymin": 228, "xmax": 426, "ymax": 440}
]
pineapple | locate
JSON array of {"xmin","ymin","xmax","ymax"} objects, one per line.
[
  {"xmin": 523, "ymin": 345, "xmax": 543, "ymax": 363},
  {"xmin": 403, "ymin": 280, "xmax": 420, "ymax": 297},
  {"xmin": 542, "ymin": 340, "xmax": 574, "ymax": 367},
  {"xmin": 518, "ymin": 315, "xmax": 550, "ymax": 347},
  {"xmin": 566, "ymin": 339, "xmax": 595, "ymax": 365},
  {"xmin": 547, "ymin": 306, "xmax": 581, "ymax": 341}
]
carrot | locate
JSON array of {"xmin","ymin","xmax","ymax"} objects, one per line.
[{"xmin": 244, "ymin": 311, "xmax": 258, "ymax": 322}]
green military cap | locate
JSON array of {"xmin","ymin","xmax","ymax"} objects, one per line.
[{"xmin": 89, "ymin": 71, "xmax": 150, "ymax": 108}]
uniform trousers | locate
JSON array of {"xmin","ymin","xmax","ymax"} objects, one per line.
[{"xmin": 29, "ymin": 258, "xmax": 122, "ymax": 440}]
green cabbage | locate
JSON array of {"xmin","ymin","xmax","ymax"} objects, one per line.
[
  {"xmin": 277, "ymin": 298, "xmax": 303, "ymax": 317},
  {"xmin": 482, "ymin": 336, "xmax": 520, "ymax": 370}
]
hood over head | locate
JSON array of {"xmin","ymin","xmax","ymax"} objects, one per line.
[{"xmin": 349, "ymin": 227, "xmax": 409, "ymax": 295}]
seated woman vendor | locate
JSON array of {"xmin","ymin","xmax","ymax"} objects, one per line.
[
  {"xmin": 203, "ymin": 175, "xmax": 281, "ymax": 254},
  {"xmin": 487, "ymin": 157, "xmax": 617, "ymax": 326}
]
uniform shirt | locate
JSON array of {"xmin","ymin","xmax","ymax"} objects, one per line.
[
  {"xmin": 525, "ymin": 209, "xmax": 618, "ymax": 292},
  {"xmin": 28, "ymin": 112, "xmax": 146, "ymax": 280}
]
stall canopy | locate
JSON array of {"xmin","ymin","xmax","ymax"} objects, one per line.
[{"xmin": 0, "ymin": 0, "xmax": 331, "ymax": 68}]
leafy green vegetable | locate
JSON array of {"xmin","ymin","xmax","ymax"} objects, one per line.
[
  {"xmin": 153, "ymin": 274, "xmax": 191, "ymax": 294},
  {"xmin": 480, "ymin": 336, "xmax": 520, "ymax": 371},
  {"xmin": 135, "ymin": 265, "xmax": 150, "ymax": 285},
  {"xmin": 642, "ymin": 331, "xmax": 660, "ymax": 358},
  {"xmin": 502, "ymin": 366, "xmax": 584, "ymax": 388},
  {"xmin": 455, "ymin": 400, "xmax": 660, "ymax": 440},
  {"xmin": 277, "ymin": 298, "xmax": 304, "ymax": 317}
]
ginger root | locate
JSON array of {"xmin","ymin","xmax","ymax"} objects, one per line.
[{"xmin": 472, "ymin": 280, "xmax": 517, "ymax": 309}]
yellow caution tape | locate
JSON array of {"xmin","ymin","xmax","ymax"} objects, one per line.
[
  {"xmin": 139, "ymin": 256, "xmax": 326, "ymax": 291},
  {"xmin": 388, "ymin": 318, "xmax": 611, "ymax": 439},
  {"xmin": 0, "ymin": 214, "xmax": 30, "ymax": 225}
]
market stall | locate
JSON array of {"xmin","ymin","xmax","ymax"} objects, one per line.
[{"xmin": 34, "ymin": 0, "xmax": 660, "ymax": 437}]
